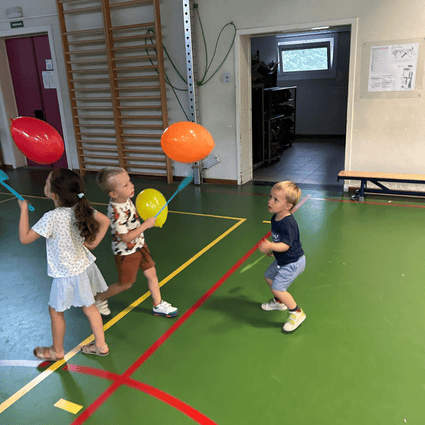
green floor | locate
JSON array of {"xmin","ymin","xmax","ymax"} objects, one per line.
[{"xmin": 1, "ymin": 168, "xmax": 425, "ymax": 424}]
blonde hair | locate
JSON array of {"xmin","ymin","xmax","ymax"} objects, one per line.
[
  {"xmin": 96, "ymin": 167, "xmax": 125, "ymax": 193},
  {"xmin": 272, "ymin": 181, "xmax": 301, "ymax": 207}
]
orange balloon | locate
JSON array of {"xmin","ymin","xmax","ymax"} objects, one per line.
[
  {"xmin": 161, "ymin": 122, "xmax": 215, "ymax": 163},
  {"xmin": 10, "ymin": 117, "xmax": 64, "ymax": 164}
]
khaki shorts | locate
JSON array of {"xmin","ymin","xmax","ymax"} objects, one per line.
[{"xmin": 114, "ymin": 244, "xmax": 155, "ymax": 285}]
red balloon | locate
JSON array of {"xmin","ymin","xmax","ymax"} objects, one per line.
[
  {"xmin": 10, "ymin": 117, "xmax": 64, "ymax": 164},
  {"xmin": 161, "ymin": 122, "xmax": 215, "ymax": 164}
]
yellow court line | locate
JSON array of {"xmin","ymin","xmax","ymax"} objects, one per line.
[
  {"xmin": 104, "ymin": 218, "xmax": 246, "ymax": 331},
  {"xmin": 171, "ymin": 210, "xmax": 245, "ymax": 220},
  {"xmin": 0, "ymin": 192, "xmax": 109, "ymax": 207},
  {"xmin": 0, "ymin": 192, "xmax": 245, "ymax": 222},
  {"xmin": 90, "ymin": 201, "xmax": 109, "ymax": 206},
  {"xmin": 54, "ymin": 398, "xmax": 83, "ymax": 415},
  {"xmin": 0, "ymin": 192, "xmax": 47, "ymax": 200},
  {"xmin": 0, "ymin": 191, "xmax": 109, "ymax": 205},
  {"xmin": 91, "ymin": 203, "xmax": 245, "ymax": 222},
  {"xmin": 0, "ymin": 197, "xmax": 15, "ymax": 205},
  {"xmin": 0, "ymin": 216, "xmax": 246, "ymax": 414}
]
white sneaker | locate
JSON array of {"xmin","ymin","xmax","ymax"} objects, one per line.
[
  {"xmin": 94, "ymin": 300, "xmax": 111, "ymax": 316},
  {"xmin": 283, "ymin": 309, "xmax": 306, "ymax": 332},
  {"xmin": 153, "ymin": 300, "xmax": 179, "ymax": 317},
  {"xmin": 261, "ymin": 298, "xmax": 287, "ymax": 311}
]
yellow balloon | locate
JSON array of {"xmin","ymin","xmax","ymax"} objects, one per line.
[{"xmin": 135, "ymin": 189, "xmax": 168, "ymax": 228}]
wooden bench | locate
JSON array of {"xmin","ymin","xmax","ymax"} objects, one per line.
[{"xmin": 337, "ymin": 171, "xmax": 425, "ymax": 202}]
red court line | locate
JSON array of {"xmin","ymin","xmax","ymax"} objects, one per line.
[
  {"xmin": 292, "ymin": 194, "xmax": 310, "ymax": 212},
  {"xmin": 125, "ymin": 378, "xmax": 216, "ymax": 424},
  {"xmin": 71, "ymin": 235, "xmax": 270, "ymax": 425},
  {"xmin": 66, "ymin": 364, "xmax": 216, "ymax": 424},
  {"xmin": 64, "ymin": 364, "xmax": 118, "ymax": 381},
  {"xmin": 312, "ymin": 197, "xmax": 425, "ymax": 208}
]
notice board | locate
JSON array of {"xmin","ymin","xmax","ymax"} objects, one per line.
[{"xmin": 360, "ymin": 37, "xmax": 425, "ymax": 99}]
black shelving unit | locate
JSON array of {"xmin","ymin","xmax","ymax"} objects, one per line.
[{"xmin": 252, "ymin": 85, "xmax": 297, "ymax": 166}]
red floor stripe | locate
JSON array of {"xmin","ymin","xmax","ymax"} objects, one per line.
[
  {"xmin": 71, "ymin": 235, "xmax": 269, "ymax": 425},
  {"xmin": 125, "ymin": 236, "xmax": 268, "ymax": 378},
  {"xmin": 63, "ymin": 364, "xmax": 119, "ymax": 381},
  {"xmin": 125, "ymin": 378, "xmax": 217, "ymax": 425},
  {"xmin": 292, "ymin": 194, "xmax": 310, "ymax": 212},
  {"xmin": 66, "ymin": 364, "xmax": 217, "ymax": 424},
  {"xmin": 314, "ymin": 197, "xmax": 425, "ymax": 208},
  {"xmin": 72, "ymin": 381, "xmax": 122, "ymax": 424}
]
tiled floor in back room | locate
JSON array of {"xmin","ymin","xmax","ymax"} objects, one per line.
[{"xmin": 253, "ymin": 137, "xmax": 345, "ymax": 189}]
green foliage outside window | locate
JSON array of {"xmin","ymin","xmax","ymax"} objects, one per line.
[{"xmin": 281, "ymin": 47, "xmax": 328, "ymax": 72}]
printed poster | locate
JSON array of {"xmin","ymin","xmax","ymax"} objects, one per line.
[{"xmin": 368, "ymin": 43, "xmax": 419, "ymax": 92}]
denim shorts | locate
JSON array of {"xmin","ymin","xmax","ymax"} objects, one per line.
[{"xmin": 264, "ymin": 255, "xmax": 306, "ymax": 292}]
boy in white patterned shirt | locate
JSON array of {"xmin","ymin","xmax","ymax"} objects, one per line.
[{"xmin": 95, "ymin": 167, "xmax": 178, "ymax": 318}]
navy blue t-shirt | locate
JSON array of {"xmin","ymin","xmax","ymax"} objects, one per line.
[{"xmin": 271, "ymin": 214, "xmax": 304, "ymax": 266}]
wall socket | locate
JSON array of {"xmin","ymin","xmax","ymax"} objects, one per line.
[{"xmin": 223, "ymin": 72, "xmax": 231, "ymax": 83}]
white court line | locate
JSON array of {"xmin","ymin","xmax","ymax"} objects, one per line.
[{"xmin": 0, "ymin": 360, "xmax": 43, "ymax": 368}]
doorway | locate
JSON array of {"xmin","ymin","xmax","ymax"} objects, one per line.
[
  {"xmin": 235, "ymin": 18, "xmax": 358, "ymax": 185},
  {"xmin": 251, "ymin": 28, "xmax": 350, "ymax": 187},
  {"xmin": 5, "ymin": 34, "xmax": 68, "ymax": 168}
]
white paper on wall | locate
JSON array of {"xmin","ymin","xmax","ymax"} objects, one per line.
[
  {"xmin": 368, "ymin": 43, "xmax": 419, "ymax": 92},
  {"xmin": 42, "ymin": 71, "xmax": 56, "ymax": 89}
]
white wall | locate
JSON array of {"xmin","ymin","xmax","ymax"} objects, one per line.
[
  {"xmin": 195, "ymin": 0, "xmax": 425, "ymax": 184},
  {"xmin": 1, "ymin": 0, "xmax": 425, "ymax": 188},
  {"xmin": 0, "ymin": 39, "xmax": 25, "ymax": 168},
  {"xmin": 0, "ymin": 0, "xmax": 192, "ymax": 174}
]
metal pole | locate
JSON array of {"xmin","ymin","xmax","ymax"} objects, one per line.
[{"xmin": 182, "ymin": 0, "xmax": 201, "ymax": 184}]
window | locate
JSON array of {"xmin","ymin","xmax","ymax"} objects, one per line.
[{"xmin": 277, "ymin": 33, "xmax": 338, "ymax": 80}]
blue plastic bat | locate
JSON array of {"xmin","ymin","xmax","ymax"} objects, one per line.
[
  {"xmin": 0, "ymin": 169, "xmax": 35, "ymax": 211},
  {"xmin": 155, "ymin": 173, "xmax": 193, "ymax": 217}
]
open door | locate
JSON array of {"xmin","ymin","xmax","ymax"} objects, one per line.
[{"xmin": 5, "ymin": 34, "xmax": 68, "ymax": 168}]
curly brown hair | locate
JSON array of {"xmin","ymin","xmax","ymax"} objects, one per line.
[{"xmin": 49, "ymin": 169, "xmax": 99, "ymax": 244}]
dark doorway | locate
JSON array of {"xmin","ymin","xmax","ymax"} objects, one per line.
[{"xmin": 6, "ymin": 34, "xmax": 68, "ymax": 168}]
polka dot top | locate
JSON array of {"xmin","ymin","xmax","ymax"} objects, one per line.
[{"xmin": 32, "ymin": 207, "xmax": 96, "ymax": 278}]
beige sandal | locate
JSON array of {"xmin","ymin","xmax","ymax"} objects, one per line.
[
  {"xmin": 33, "ymin": 346, "xmax": 63, "ymax": 361},
  {"xmin": 81, "ymin": 342, "xmax": 109, "ymax": 357}
]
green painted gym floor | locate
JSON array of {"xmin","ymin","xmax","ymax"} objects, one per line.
[{"xmin": 1, "ymin": 167, "xmax": 425, "ymax": 425}]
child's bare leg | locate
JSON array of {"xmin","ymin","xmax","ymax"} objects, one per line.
[
  {"xmin": 272, "ymin": 289, "xmax": 297, "ymax": 310},
  {"xmin": 144, "ymin": 267, "xmax": 161, "ymax": 305},
  {"xmin": 49, "ymin": 306, "xmax": 66, "ymax": 358},
  {"xmin": 95, "ymin": 281, "xmax": 134, "ymax": 302},
  {"xmin": 82, "ymin": 304, "xmax": 108, "ymax": 352},
  {"xmin": 265, "ymin": 277, "xmax": 296, "ymax": 309},
  {"xmin": 265, "ymin": 277, "xmax": 273, "ymax": 288}
]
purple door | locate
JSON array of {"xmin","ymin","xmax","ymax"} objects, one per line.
[{"xmin": 6, "ymin": 35, "xmax": 68, "ymax": 168}]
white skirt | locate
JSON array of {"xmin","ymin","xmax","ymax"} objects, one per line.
[{"xmin": 49, "ymin": 262, "xmax": 108, "ymax": 312}]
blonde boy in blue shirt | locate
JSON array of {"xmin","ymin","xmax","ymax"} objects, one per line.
[{"xmin": 259, "ymin": 181, "xmax": 306, "ymax": 332}]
